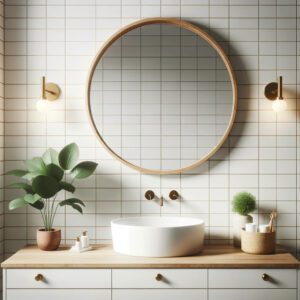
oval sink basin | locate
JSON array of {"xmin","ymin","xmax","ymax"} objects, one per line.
[{"xmin": 111, "ymin": 217, "xmax": 205, "ymax": 257}]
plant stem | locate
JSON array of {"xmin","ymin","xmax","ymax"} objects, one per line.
[
  {"xmin": 49, "ymin": 194, "xmax": 58, "ymax": 230},
  {"xmin": 40, "ymin": 210, "xmax": 46, "ymax": 228},
  {"xmin": 47, "ymin": 198, "xmax": 51, "ymax": 230},
  {"xmin": 45, "ymin": 198, "xmax": 50, "ymax": 231},
  {"xmin": 51, "ymin": 203, "xmax": 60, "ymax": 229},
  {"xmin": 41, "ymin": 198, "xmax": 46, "ymax": 229},
  {"xmin": 44, "ymin": 198, "xmax": 47, "ymax": 230}
]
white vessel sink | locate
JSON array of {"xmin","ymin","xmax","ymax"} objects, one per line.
[{"xmin": 111, "ymin": 216, "xmax": 205, "ymax": 257}]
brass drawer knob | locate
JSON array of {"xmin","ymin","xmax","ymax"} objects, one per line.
[
  {"xmin": 169, "ymin": 190, "xmax": 179, "ymax": 200},
  {"xmin": 35, "ymin": 274, "xmax": 44, "ymax": 282},
  {"xmin": 155, "ymin": 273, "xmax": 163, "ymax": 281},
  {"xmin": 145, "ymin": 190, "xmax": 155, "ymax": 200},
  {"xmin": 262, "ymin": 273, "xmax": 269, "ymax": 281}
]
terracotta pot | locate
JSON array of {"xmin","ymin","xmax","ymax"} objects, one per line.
[{"xmin": 37, "ymin": 228, "xmax": 61, "ymax": 251}]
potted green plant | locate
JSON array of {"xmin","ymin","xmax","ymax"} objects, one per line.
[
  {"xmin": 232, "ymin": 191, "xmax": 256, "ymax": 247},
  {"xmin": 6, "ymin": 143, "xmax": 98, "ymax": 251}
]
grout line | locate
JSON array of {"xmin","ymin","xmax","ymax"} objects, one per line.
[
  {"xmin": 228, "ymin": 0, "xmax": 230, "ymax": 245},
  {"xmin": 275, "ymin": 0, "xmax": 278, "ymax": 230},
  {"xmin": 208, "ymin": 0, "xmax": 211, "ymax": 243},
  {"xmin": 159, "ymin": 3, "xmax": 162, "ymax": 216},
  {"xmin": 257, "ymin": 0, "xmax": 260, "ymax": 228},
  {"xmin": 139, "ymin": 0, "xmax": 142, "ymax": 217},
  {"xmin": 64, "ymin": 0, "xmax": 67, "ymax": 243},
  {"xmin": 179, "ymin": 0, "xmax": 182, "ymax": 217},
  {"xmin": 1, "ymin": 0, "xmax": 4, "ymax": 263},
  {"xmin": 25, "ymin": 0, "xmax": 28, "ymax": 246},
  {"xmin": 120, "ymin": 1, "xmax": 123, "ymax": 219},
  {"xmin": 296, "ymin": 0, "xmax": 299, "ymax": 258},
  {"xmin": 94, "ymin": 0, "xmax": 97, "ymax": 243}
]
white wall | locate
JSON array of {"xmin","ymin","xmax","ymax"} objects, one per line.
[
  {"xmin": 0, "ymin": 0, "xmax": 3, "ymax": 292},
  {"xmin": 3, "ymin": 0, "xmax": 300, "ymax": 257}
]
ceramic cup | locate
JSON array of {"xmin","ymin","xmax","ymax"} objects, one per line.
[
  {"xmin": 259, "ymin": 224, "xmax": 270, "ymax": 233},
  {"xmin": 245, "ymin": 223, "xmax": 257, "ymax": 232}
]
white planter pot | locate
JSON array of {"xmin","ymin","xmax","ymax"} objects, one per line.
[{"xmin": 233, "ymin": 214, "xmax": 253, "ymax": 247}]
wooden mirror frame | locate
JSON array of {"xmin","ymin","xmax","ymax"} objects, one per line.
[{"xmin": 86, "ymin": 18, "xmax": 238, "ymax": 175}]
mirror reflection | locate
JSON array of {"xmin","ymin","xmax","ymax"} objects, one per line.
[{"xmin": 90, "ymin": 23, "xmax": 234, "ymax": 172}]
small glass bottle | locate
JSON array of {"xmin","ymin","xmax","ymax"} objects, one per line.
[
  {"xmin": 74, "ymin": 236, "xmax": 82, "ymax": 251},
  {"xmin": 80, "ymin": 231, "xmax": 89, "ymax": 248}
]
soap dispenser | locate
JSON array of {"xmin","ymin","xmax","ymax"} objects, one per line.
[
  {"xmin": 80, "ymin": 231, "xmax": 89, "ymax": 249},
  {"xmin": 74, "ymin": 237, "xmax": 82, "ymax": 252}
]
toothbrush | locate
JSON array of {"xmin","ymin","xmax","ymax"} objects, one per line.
[{"xmin": 268, "ymin": 209, "xmax": 277, "ymax": 232}]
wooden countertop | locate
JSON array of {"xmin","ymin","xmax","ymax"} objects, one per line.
[{"xmin": 2, "ymin": 244, "xmax": 299, "ymax": 269}]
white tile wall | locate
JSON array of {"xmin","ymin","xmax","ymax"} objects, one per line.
[
  {"xmin": 2, "ymin": 0, "xmax": 300, "ymax": 259},
  {"xmin": 0, "ymin": 0, "xmax": 3, "ymax": 294}
]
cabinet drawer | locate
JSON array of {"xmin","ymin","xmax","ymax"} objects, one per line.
[
  {"xmin": 112, "ymin": 269, "xmax": 207, "ymax": 288},
  {"xmin": 209, "ymin": 289, "xmax": 296, "ymax": 300},
  {"xmin": 209, "ymin": 269, "xmax": 296, "ymax": 289},
  {"xmin": 113, "ymin": 289, "xmax": 207, "ymax": 300},
  {"xmin": 6, "ymin": 289, "xmax": 111, "ymax": 300},
  {"xmin": 6, "ymin": 269, "xmax": 111, "ymax": 289}
]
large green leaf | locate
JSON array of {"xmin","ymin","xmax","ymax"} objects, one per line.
[
  {"xmin": 59, "ymin": 198, "xmax": 85, "ymax": 207},
  {"xmin": 59, "ymin": 181, "xmax": 75, "ymax": 193},
  {"xmin": 71, "ymin": 203, "xmax": 83, "ymax": 214},
  {"xmin": 59, "ymin": 198, "xmax": 84, "ymax": 214},
  {"xmin": 45, "ymin": 164, "xmax": 64, "ymax": 182},
  {"xmin": 22, "ymin": 172, "xmax": 36, "ymax": 181},
  {"xmin": 25, "ymin": 157, "xmax": 46, "ymax": 174},
  {"xmin": 30, "ymin": 200, "xmax": 44, "ymax": 210},
  {"xmin": 71, "ymin": 161, "xmax": 98, "ymax": 179},
  {"xmin": 42, "ymin": 148, "xmax": 59, "ymax": 165},
  {"xmin": 24, "ymin": 194, "xmax": 41, "ymax": 204},
  {"xmin": 58, "ymin": 143, "xmax": 79, "ymax": 170},
  {"xmin": 6, "ymin": 182, "xmax": 33, "ymax": 194},
  {"xmin": 9, "ymin": 197, "xmax": 26, "ymax": 210},
  {"xmin": 6, "ymin": 169, "xmax": 28, "ymax": 177},
  {"xmin": 32, "ymin": 175, "xmax": 60, "ymax": 198}
]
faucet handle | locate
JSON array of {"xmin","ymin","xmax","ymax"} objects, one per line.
[
  {"xmin": 169, "ymin": 190, "xmax": 179, "ymax": 200},
  {"xmin": 145, "ymin": 190, "xmax": 155, "ymax": 200}
]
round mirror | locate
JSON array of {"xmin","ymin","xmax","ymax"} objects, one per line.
[{"xmin": 87, "ymin": 18, "xmax": 237, "ymax": 174}]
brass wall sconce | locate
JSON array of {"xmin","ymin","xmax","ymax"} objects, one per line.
[
  {"xmin": 264, "ymin": 76, "xmax": 287, "ymax": 112},
  {"xmin": 36, "ymin": 76, "xmax": 61, "ymax": 113}
]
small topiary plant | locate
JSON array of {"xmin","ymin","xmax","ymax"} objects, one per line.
[{"xmin": 232, "ymin": 192, "xmax": 256, "ymax": 216}]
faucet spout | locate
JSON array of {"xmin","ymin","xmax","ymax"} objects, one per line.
[{"xmin": 160, "ymin": 196, "xmax": 164, "ymax": 207}]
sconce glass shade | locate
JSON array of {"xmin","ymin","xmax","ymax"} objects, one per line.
[
  {"xmin": 265, "ymin": 76, "xmax": 286, "ymax": 113},
  {"xmin": 272, "ymin": 99, "xmax": 287, "ymax": 112},
  {"xmin": 36, "ymin": 77, "xmax": 61, "ymax": 112},
  {"xmin": 36, "ymin": 99, "xmax": 51, "ymax": 113}
]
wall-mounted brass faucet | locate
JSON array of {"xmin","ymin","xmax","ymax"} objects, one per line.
[
  {"xmin": 160, "ymin": 196, "xmax": 164, "ymax": 207},
  {"xmin": 144, "ymin": 190, "xmax": 179, "ymax": 207}
]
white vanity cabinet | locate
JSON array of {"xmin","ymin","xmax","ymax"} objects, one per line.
[
  {"xmin": 112, "ymin": 269, "xmax": 208, "ymax": 300},
  {"xmin": 3, "ymin": 268, "xmax": 298, "ymax": 300},
  {"xmin": 6, "ymin": 289, "xmax": 111, "ymax": 300},
  {"xmin": 1, "ymin": 245, "xmax": 299, "ymax": 300},
  {"xmin": 4, "ymin": 269, "xmax": 112, "ymax": 300},
  {"xmin": 209, "ymin": 269, "xmax": 297, "ymax": 300}
]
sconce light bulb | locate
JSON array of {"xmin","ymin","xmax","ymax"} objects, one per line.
[
  {"xmin": 36, "ymin": 99, "xmax": 50, "ymax": 113},
  {"xmin": 272, "ymin": 99, "xmax": 287, "ymax": 112}
]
